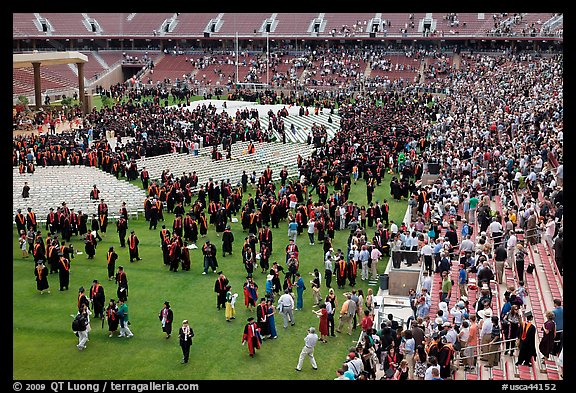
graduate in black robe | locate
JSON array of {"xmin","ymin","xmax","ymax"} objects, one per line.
[
  {"xmin": 221, "ymin": 226, "xmax": 234, "ymax": 256},
  {"xmin": 84, "ymin": 232, "xmax": 96, "ymax": 259},
  {"xmin": 256, "ymin": 298, "xmax": 271, "ymax": 337},
  {"xmin": 57, "ymin": 254, "xmax": 70, "ymax": 291},
  {"xmin": 241, "ymin": 317, "xmax": 261, "ymax": 357},
  {"xmin": 90, "ymin": 279, "xmax": 106, "ymax": 319},
  {"xmin": 34, "ymin": 261, "xmax": 50, "ymax": 294},
  {"xmin": 516, "ymin": 314, "xmax": 537, "ymax": 366},
  {"xmin": 159, "ymin": 301, "xmax": 174, "ymax": 339},
  {"xmin": 107, "ymin": 247, "xmax": 118, "ymax": 281},
  {"xmin": 334, "ymin": 258, "xmax": 348, "ymax": 289},
  {"xmin": 180, "ymin": 243, "xmax": 191, "ymax": 271},
  {"xmin": 78, "ymin": 210, "xmax": 88, "ymax": 236},
  {"xmin": 214, "ymin": 272, "xmax": 229, "ymax": 311}
]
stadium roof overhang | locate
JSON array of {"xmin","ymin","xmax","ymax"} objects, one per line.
[{"xmin": 13, "ymin": 51, "xmax": 88, "ymax": 69}]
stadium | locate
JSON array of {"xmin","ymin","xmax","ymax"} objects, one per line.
[{"xmin": 13, "ymin": 12, "xmax": 563, "ymax": 384}]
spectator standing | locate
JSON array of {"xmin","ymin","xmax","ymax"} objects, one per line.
[
  {"xmin": 553, "ymin": 230, "xmax": 563, "ymax": 275},
  {"xmin": 441, "ymin": 271, "xmax": 452, "ymax": 303},
  {"xmin": 295, "ymin": 327, "xmax": 319, "ymax": 371},
  {"xmin": 73, "ymin": 303, "xmax": 90, "ymax": 350},
  {"xmin": 116, "ymin": 298, "xmax": 134, "ymax": 338},
  {"xmin": 336, "ymin": 293, "xmax": 355, "ymax": 336},
  {"xmin": 539, "ymin": 311, "xmax": 556, "ymax": 362},
  {"xmin": 552, "ymin": 299, "xmax": 563, "ymax": 356},
  {"xmin": 266, "ymin": 299, "xmax": 278, "ymax": 339},
  {"xmin": 278, "ymin": 289, "xmax": 295, "ymax": 329},
  {"xmin": 295, "ymin": 272, "xmax": 306, "ymax": 310}
]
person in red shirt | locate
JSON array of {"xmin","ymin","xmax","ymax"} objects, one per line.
[{"xmin": 360, "ymin": 309, "xmax": 374, "ymax": 343}]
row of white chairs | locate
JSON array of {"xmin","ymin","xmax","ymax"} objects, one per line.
[
  {"xmin": 258, "ymin": 112, "xmax": 340, "ymax": 143},
  {"xmin": 136, "ymin": 141, "xmax": 311, "ymax": 186},
  {"xmin": 13, "ymin": 166, "xmax": 147, "ymax": 221}
]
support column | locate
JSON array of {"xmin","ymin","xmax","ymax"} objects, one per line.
[
  {"xmin": 32, "ymin": 62, "xmax": 42, "ymax": 110},
  {"xmin": 77, "ymin": 62, "xmax": 85, "ymax": 113}
]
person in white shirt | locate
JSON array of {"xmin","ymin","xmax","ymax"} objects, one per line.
[
  {"xmin": 420, "ymin": 241, "xmax": 434, "ymax": 275},
  {"xmin": 295, "ymin": 327, "xmax": 318, "ymax": 371},
  {"xmin": 307, "ymin": 218, "xmax": 316, "ymax": 245},
  {"xmin": 442, "ymin": 322, "xmax": 458, "ymax": 345},
  {"xmin": 458, "ymin": 320, "xmax": 471, "ymax": 366},
  {"xmin": 424, "ymin": 356, "xmax": 440, "ymax": 380},
  {"xmin": 506, "ymin": 232, "xmax": 517, "ymax": 267},
  {"xmin": 488, "ymin": 217, "xmax": 504, "ymax": 248},
  {"xmin": 450, "ymin": 301, "xmax": 465, "ymax": 330},
  {"xmin": 390, "ymin": 220, "xmax": 398, "ymax": 236},
  {"xmin": 420, "ymin": 272, "xmax": 432, "ymax": 294},
  {"xmin": 339, "ymin": 205, "xmax": 347, "ymax": 230},
  {"xmin": 278, "ymin": 289, "xmax": 295, "ymax": 329},
  {"xmin": 369, "ymin": 245, "xmax": 382, "ymax": 280},
  {"xmin": 324, "ymin": 249, "xmax": 335, "ymax": 289},
  {"xmin": 542, "ymin": 216, "xmax": 556, "ymax": 250}
]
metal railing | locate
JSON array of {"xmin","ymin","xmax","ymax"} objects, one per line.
[{"xmin": 457, "ymin": 336, "xmax": 518, "ymax": 360}]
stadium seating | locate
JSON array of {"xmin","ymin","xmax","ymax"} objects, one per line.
[
  {"xmin": 12, "ymin": 13, "xmax": 40, "ymax": 37},
  {"xmin": 122, "ymin": 13, "xmax": 175, "ymax": 35},
  {"xmin": 216, "ymin": 13, "xmax": 272, "ymax": 35},
  {"xmin": 83, "ymin": 13, "xmax": 132, "ymax": 35},
  {"xmin": 36, "ymin": 13, "xmax": 88, "ymax": 35},
  {"xmin": 273, "ymin": 13, "xmax": 319, "ymax": 35},
  {"xmin": 166, "ymin": 13, "xmax": 220, "ymax": 36}
]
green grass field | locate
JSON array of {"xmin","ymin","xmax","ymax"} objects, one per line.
[{"xmin": 13, "ymin": 167, "xmax": 407, "ymax": 380}]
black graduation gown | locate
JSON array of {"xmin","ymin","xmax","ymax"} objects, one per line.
[
  {"xmin": 222, "ymin": 230, "xmax": 234, "ymax": 253},
  {"xmin": 58, "ymin": 257, "xmax": 70, "ymax": 290},
  {"xmin": 256, "ymin": 304, "xmax": 271, "ymax": 336},
  {"xmin": 517, "ymin": 322, "xmax": 537, "ymax": 365},
  {"xmin": 35, "ymin": 265, "xmax": 49, "ymax": 291}
]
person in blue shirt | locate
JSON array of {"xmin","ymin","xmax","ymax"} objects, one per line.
[
  {"xmin": 295, "ymin": 272, "xmax": 305, "ymax": 310},
  {"xmin": 433, "ymin": 240, "xmax": 443, "ymax": 271},
  {"xmin": 416, "ymin": 296, "xmax": 430, "ymax": 319},
  {"xmin": 288, "ymin": 220, "xmax": 298, "ymax": 242},
  {"xmin": 552, "ymin": 299, "xmax": 563, "ymax": 355},
  {"xmin": 342, "ymin": 362, "xmax": 356, "ymax": 380},
  {"xmin": 402, "ymin": 329, "xmax": 416, "ymax": 379},
  {"xmin": 458, "ymin": 264, "xmax": 468, "ymax": 297}
]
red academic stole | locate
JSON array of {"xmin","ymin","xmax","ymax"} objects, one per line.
[
  {"xmin": 521, "ymin": 322, "xmax": 532, "ymax": 340},
  {"xmin": 90, "ymin": 284, "xmax": 101, "ymax": 299},
  {"xmin": 129, "ymin": 235, "xmax": 137, "ymax": 250},
  {"xmin": 78, "ymin": 293, "xmax": 86, "ymax": 309},
  {"xmin": 338, "ymin": 260, "xmax": 346, "ymax": 277}
]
